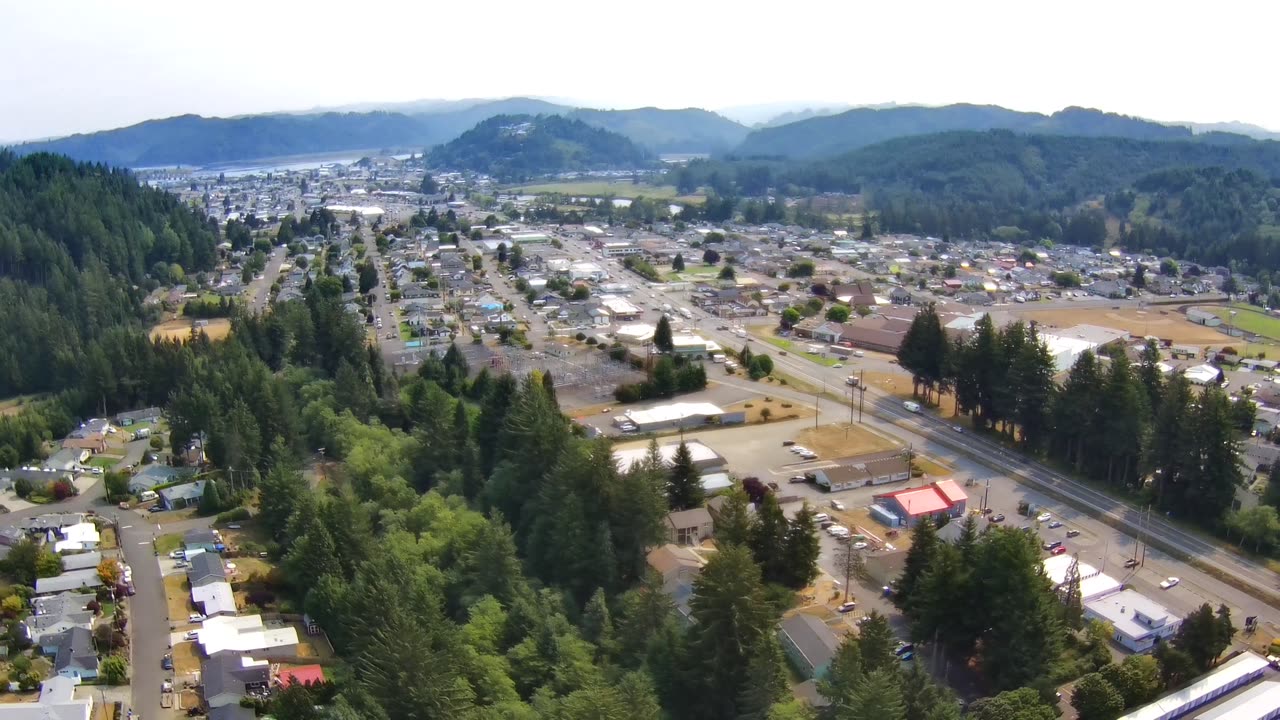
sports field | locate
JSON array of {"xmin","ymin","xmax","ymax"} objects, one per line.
[
  {"xmin": 1206, "ymin": 304, "xmax": 1280, "ymax": 342},
  {"xmin": 507, "ymin": 180, "xmax": 702, "ymax": 204},
  {"xmin": 1014, "ymin": 306, "xmax": 1227, "ymax": 345}
]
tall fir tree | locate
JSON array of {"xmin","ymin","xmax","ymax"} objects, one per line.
[{"xmin": 667, "ymin": 441, "xmax": 705, "ymax": 510}]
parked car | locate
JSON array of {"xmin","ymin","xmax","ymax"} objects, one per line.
[
  {"xmin": 187, "ymin": 613, "xmax": 205, "ymax": 623},
  {"xmin": 1160, "ymin": 577, "xmax": 1180, "ymax": 589},
  {"xmin": 1124, "ymin": 558, "xmax": 1139, "ymax": 568},
  {"xmin": 812, "ymin": 513, "xmax": 830, "ymax": 523},
  {"xmin": 183, "ymin": 630, "xmax": 199, "ymax": 641},
  {"xmin": 1065, "ymin": 529, "xmax": 1081, "ymax": 538},
  {"xmin": 837, "ymin": 602, "xmax": 857, "ymax": 614},
  {"xmin": 1042, "ymin": 540, "xmax": 1062, "ymax": 551},
  {"xmin": 1047, "ymin": 520, "xmax": 1063, "ymax": 529},
  {"xmin": 895, "ymin": 643, "xmax": 914, "ymax": 656},
  {"xmin": 800, "ymin": 452, "xmax": 818, "ymax": 460},
  {"xmin": 149, "ymin": 505, "xmax": 165, "ymax": 513},
  {"xmin": 830, "ymin": 500, "xmax": 845, "ymax": 511},
  {"xmin": 851, "ymin": 542, "xmax": 868, "ymax": 550},
  {"xmin": 161, "ymin": 654, "xmax": 173, "ymax": 670},
  {"xmin": 832, "ymin": 363, "xmax": 844, "ymax": 368},
  {"xmin": 788, "ymin": 475, "xmax": 807, "ymax": 484},
  {"xmin": 1036, "ymin": 512, "xmax": 1052, "ymax": 522},
  {"xmin": 989, "ymin": 514, "xmax": 1006, "ymax": 523},
  {"xmin": 1050, "ymin": 546, "xmax": 1068, "ymax": 556},
  {"xmin": 782, "ymin": 440, "xmax": 796, "ymax": 446},
  {"xmin": 169, "ymin": 550, "xmax": 185, "ymax": 560}
]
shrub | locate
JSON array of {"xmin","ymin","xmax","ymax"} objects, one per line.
[
  {"xmin": 743, "ymin": 403, "xmax": 754, "ymax": 408},
  {"xmin": 781, "ymin": 403, "xmax": 793, "ymax": 408},
  {"xmin": 586, "ymin": 337, "xmax": 598, "ymax": 345},
  {"xmin": 149, "ymin": 436, "xmax": 164, "ymax": 450},
  {"xmin": 576, "ymin": 332, "xmax": 587, "ymax": 341},
  {"xmin": 51, "ymin": 479, "xmax": 77, "ymax": 501},
  {"xmin": 614, "ymin": 384, "xmax": 644, "ymax": 404},
  {"xmin": 217, "ymin": 507, "xmax": 252, "ymax": 523}
]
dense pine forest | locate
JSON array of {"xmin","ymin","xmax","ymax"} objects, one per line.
[{"xmin": 0, "ymin": 151, "xmax": 221, "ymax": 462}]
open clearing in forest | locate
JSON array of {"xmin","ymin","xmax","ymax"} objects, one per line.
[{"xmin": 149, "ymin": 318, "xmax": 231, "ymax": 342}]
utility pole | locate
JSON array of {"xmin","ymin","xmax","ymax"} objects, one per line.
[
  {"xmin": 982, "ymin": 478, "xmax": 990, "ymax": 512},
  {"xmin": 858, "ymin": 370, "xmax": 865, "ymax": 423},
  {"xmin": 1140, "ymin": 504, "xmax": 1150, "ymax": 566}
]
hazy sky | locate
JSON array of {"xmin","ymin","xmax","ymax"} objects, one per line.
[{"xmin": 2, "ymin": 0, "xmax": 1275, "ymax": 141}]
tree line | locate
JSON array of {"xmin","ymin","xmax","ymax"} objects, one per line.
[{"xmin": 898, "ymin": 304, "xmax": 1250, "ymax": 531}]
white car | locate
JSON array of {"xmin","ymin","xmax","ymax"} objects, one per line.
[
  {"xmin": 790, "ymin": 446, "xmax": 809, "ymax": 455},
  {"xmin": 1036, "ymin": 512, "xmax": 1052, "ymax": 522},
  {"xmin": 851, "ymin": 542, "xmax": 868, "ymax": 550},
  {"xmin": 832, "ymin": 363, "xmax": 844, "ymax": 368},
  {"xmin": 187, "ymin": 613, "xmax": 206, "ymax": 623},
  {"xmin": 829, "ymin": 500, "xmax": 845, "ymax": 511},
  {"xmin": 828, "ymin": 525, "xmax": 850, "ymax": 537},
  {"xmin": 1160, "ymin": 577, "xmax": 1180, "ymax": 590},
  {"xmin": 799, "ymin": 452, "xmax": 818, "ymax": 460}
]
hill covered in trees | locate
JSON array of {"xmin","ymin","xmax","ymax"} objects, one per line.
[
  {"xmin": 12, "ymin": 99, "xmax": 748, "ymax": 167},
  {"xmin": 0, "ymin": 151, "xmax": 219, "ymax": 399},
  {"xmin": 731, "ymin": 104, "xmax": 1201, "ymax": 159},
  {"xmin": 427, "ymin": 114, "xmax": 652, "ymax": 180},
  {"xmin": 567, "ymin": 107, "xmax": 747, "ymax": 154}
]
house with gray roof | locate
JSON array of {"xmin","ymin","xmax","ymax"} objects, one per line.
[
  {"xmin": 59, "ymin": 552, "xmax": 101, "ymax": 572},
  {"xmin": 35, "ymin": 569, "xmax": 103, "ymax": 595},
  {"xmin": 127, "ymin": 465, "xmax": 194, "ymax": 494},
  {"xmin": 53, "ymin": 627, "xmax": 97, "ymax": 683},
  {"xmin": 778, "ymin": 614, "xmax": 840, "ymax": 680},
  {"xmin": 158, "ymin": 480, "xmax": 207, "ymax": 510},
  {"xmin": 0, "ymin": 675, "xmax": 92, "ymax": 720},
  {"xmin": 24, "ymin": 609, "xmax": 94, "ymax": 655},
  {"xmin": 202, "ymin": 652, "xmax": 270, "ymax": 708},
  {"xmin": 187, "ymin": 551, "xmax": 227, "ymax": 588}
]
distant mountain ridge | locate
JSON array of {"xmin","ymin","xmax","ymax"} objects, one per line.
[
  {"xmin": 425, "ymin": 114, "xmax": 651, "ymax": 181},
  {"xmin": 10, "ymin": 98, "xmax": 748, "ymax": 167},
  {"xmin": 731, "ymin": 104, "xmax": 1200, "ymax": 159}
]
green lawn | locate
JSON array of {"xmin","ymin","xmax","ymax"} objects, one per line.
[
  {"xmin": 506, "ymin": 180, "xmax": 684, "ymax": 199},
  {"xmin": 88, "ymin": 456, "xmax": 118, "ymax": 469},
  {"xmin": 0, "ymin": 393, "xmax": 48, "ymax": 417},
  {"xmin": 1208, "ymin": 304, "xmax": 1280, "ymax": 342},
  {"xmin": 750, "ymin": 330, "xmax": 841, "ymax": 367},
  {"xmin": 155, "ymin": 533, "xmax": 182, "ymax": 554},
  {"xmin": 399, "ymin": 322, "xmax": 413, "ymax": 342}
]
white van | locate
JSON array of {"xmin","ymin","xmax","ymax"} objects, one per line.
[
  {"xmin": 139, "ymin": 490, "xmax": 158, "ymax": 502},
  {"xmin": 903, "ymin": 401, "xmax": 921, "ymax": 413}
]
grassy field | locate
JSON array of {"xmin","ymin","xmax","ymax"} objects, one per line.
[
  {"xmin": 399, "ymin": 322, "xmax": 413, "ymax": 342},
  {"xmin": 507, "ymin": 180, "xmax": 683, "ymax": 199},
  {"xmin": 748, "ymin": 328, "xmax": 842, "ymax": 367},
  {"xmin": 149, "ymin": 318, "xmax": 231, "ymax": 342},
  {"xmin": 795, "ymin": 424, "xmax": 902, "ymax": 459},
  {"xmin": 88, "ymin": 456, "xmax": 118, "ymax": 469},
  {"xmin": 0, "ymin": 393, "xmax": 47, "ymax": 417},
  {"xmin": 1208, "ymin": 304, "xmax": 1280, "ymax": 342}
]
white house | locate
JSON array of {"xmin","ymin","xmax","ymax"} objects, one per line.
[{"xmin": 1083, "ymin": 589, "xmax": 1180, "ymax": 653}]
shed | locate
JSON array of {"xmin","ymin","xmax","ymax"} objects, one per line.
[{"xmin": 778, "ymin": 614, "xmax": 840, "ymax": 680}]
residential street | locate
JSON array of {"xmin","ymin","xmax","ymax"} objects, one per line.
[{"xmin": 247, "ymin": 246, "xmax": 288, "ymax": 314}]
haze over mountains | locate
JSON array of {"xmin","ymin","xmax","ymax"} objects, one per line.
[{"xmin": 9, "ymin": 96, "xmax": 1279, "ymax": 169}]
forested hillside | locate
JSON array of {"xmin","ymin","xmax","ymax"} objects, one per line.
[
  {"xmin": 675, "ymin": 130, "xmax": 1280, "ymax": 270},
  {"xmin": 427, "ymin": 114, "xmax": 651, "ymax": 180},
  {"xmin": 13, "ymin": 99, "xmax": 744, "ymax": 166},
  {"xmin": 0, "ymin": 151, "xmax": 218, "ymax": 401},
  {"xmin": 568, "ymin": 107, "xmax": 747, "ymax": 154},
  {"xmin": 732, "ymin": 104, "xmax": 1196, "ymax": 159}
]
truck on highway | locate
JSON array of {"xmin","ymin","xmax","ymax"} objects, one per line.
[{"xmin": 903, "ymin": 401, "xmax": 921, "ymax": 413}]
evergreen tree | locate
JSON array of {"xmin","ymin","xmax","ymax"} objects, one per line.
[
  {"xmin": 582, "ymin": 587, "xmax": 617, "ymax": 660},
  {"xmin": 1051, "ymin": 351, "xmax": 1104, "ymax": 471},
  {"xmin": 667, "ymin": 441, "xmax": 705, "ymax": 511},
  {"xmin": 780, "ymin": 505, "xmax": 820, "ymax": 589},
  {"xmin": 711, "ymin": 487, "xmax": 756, "ymax": 548},
  {"xmin": 893, "ymin": 518, "xmax": 939, "ymax": 610},
  {"xmin": 654, "ymin": 317, "xmax": 675, "ymax": 353},
  {"xmin": 1147, "ymin": 372, "xmax": 1195, "ymax": 508},
  {"xmin": 1010, "ymin": 325, "xmax": 1056, "ymax": 451},
  {"xmin": 1136, "ymin": 339, "xmax": 1164, "ymax": 414},
  {"xmin": 839, "ymin": 670, "xmax": 905, "ymax": 720},
  {"xmin": 673, "ymin": 253, "xmax": 686, "ymax": 272},
  {"xmin": 856, "ymin": 611, "xmax": 899, "ymax": 674},
  {"xmin": 751, "ymin": 493, "xmax": 791, "ymax": 584},
  {"xmin": 684, "ymin": 546, "xmax": 785, "ymax": 720},
  {"xmin": 896, "ymin": 302, "xmax": 949, "ymax": 404},
  {"xmin": 1099, "ymin": 355, "xmax": 1147, "ymax": 486},
  {"xmin": 1173, "ymin": 603, "xmax": 1233, "ymax": 672}
]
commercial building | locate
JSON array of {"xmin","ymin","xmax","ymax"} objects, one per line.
[
  {"xmin": 871, "ymin": 480, "xmax": 968, "ymax": 528},
  {"xmin": 1041, "ymin": 555, "xmax": 1124, "ymax": 603},
  {"xmin": 1192, "ymin": 680, "xmax": 1280, "ymax": 720},
  {"xmin": 812, "ymin": 451, "xmax": 911, "ymax": 492},
  {"xmin": 620, "ymin": 403, "xmax": 745, "ymax": 433},
  {"xmin": 614, "ymin": 440, "xmax": 727, "ymax": 473},
  {"xmin": 600, "ymin": 242, "xmax": 643, "ymax": 257},
  {"xmin": 1117, "ymin": 652, "xmax": 1269, "ymax": 720},
  {"xmin": 1084, "ymin": 589, "xmax": 1181, "ymax": 653}
]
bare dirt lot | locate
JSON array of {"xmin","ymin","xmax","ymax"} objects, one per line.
[
  {"xmin": 724, "ymin": 395, "xmax": 815, "ymax": 424},
  {"xmin": 795, "ymin": 423, "xmax": 902, "ymax": 459},
  {"xmin": 1014, "ymin": 306, "xmax": 1227, "ymax": 345},
  {"xmin": 149, "ymin": 318, "xmax": 231, "ymax": 342}
]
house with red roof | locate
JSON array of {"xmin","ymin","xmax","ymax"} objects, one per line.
[
  {"xmin": 276, "ymin": 664, "xmax": 325, "ymax": 688},
  {"xmin": 871, "ymin": 479, "xmax": 968, "ymax": 528}
]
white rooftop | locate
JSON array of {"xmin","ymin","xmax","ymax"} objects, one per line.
[
  {"xmin": 1039, "ymin": 333, "xmax": 1100, "ymax": 373},
  {"xmin": 191, "ymin": 581, "xmax": 237, "ymax": 617},
  {"xmin": 624, "ymin": 402, "xmax": 725, "ymax": 426},
  {"xmin": 1185, "ymin": 364, "xmax": 1222, "ymax": 385},
  {"xmin": 196, "ymin": 614, "xmax": 299, "ymax": 656},
  {"xmin": 1117, "ymin": 652, "xmax": 1270, "ymax": 720},
  {"xmin": 1085, "ymin": 589, "xmax": 1176, "ymax": 641},
  {"xmin": 1193, "ymin": 680, "xmax": 1280, "ymax": 720},
  {"xmin": 1041, "ymin": 555, "xmax": 1123, "ymax": 601},
  {"xmin": 614, "ymin": 440, "xmax": 726, "ymax": 473}
]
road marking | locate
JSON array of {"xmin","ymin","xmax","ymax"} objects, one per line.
[
  {"xmin": 122, "ymin": 526, "xmax": 132, "ymax": 529},
  {"xmin": 137, "ymin": 542, "xmax": 151, "ymax": 546}
]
